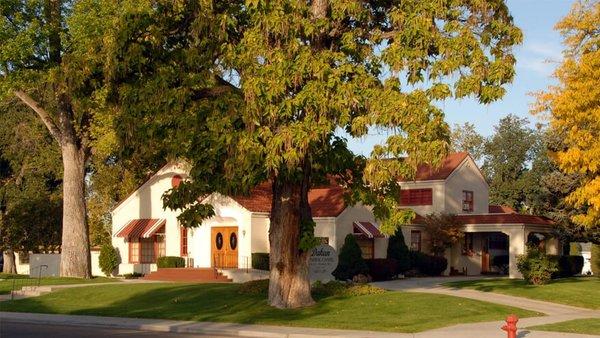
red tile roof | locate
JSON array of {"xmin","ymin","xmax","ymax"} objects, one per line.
[
  {"xmin": 489, "ymin": 205, "xmax": 517, "ymax": 214},
  {"xmin": 353, "ymin": 221, "xmax": 384, "ymax": 238},
  {"xmin": 454, "ymin": 213, "xmax": 554, "ymax": 226},
  {"xmin": 231, "ymin": 181, "xmax": 347, "ymax": 217},
  {"xmin": 115, "ymin": 219, "xmax": 166, "ymax": 239},
  {"xmin": 400, "ymin": 152, "xmax": 470, "ymax": 181}
]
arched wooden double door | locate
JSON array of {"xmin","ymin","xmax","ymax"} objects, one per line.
[{"xmin": 211, "ymin": 226, "xmax": 238, "ymax": 268}]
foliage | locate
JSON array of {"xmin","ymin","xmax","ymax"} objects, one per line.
[
  {"xmin": 409, "ymin": 251, "xmax": 448, "ymax": 276},
  {"xmin": 121, "ymin": 272, "xmax": 144, "ymax": 279},
  {"xmin": 592, "ymin": 244, "xmax": 600, "ymax": 277},
  {"xmin": 517, "ymin": 246, "xmax": 558, "ymax": 285},
  {"xmin": 251, "ymin": 253, "xmax": 270, "ymax": 271},
  {"xmin": 548, "ymin": 255, "xmax": 584, "ymax": 278},
  {"xmin": 98, "ymin": 245, "xmax": 120, "ymax": 276},
  {"xmin": 333, "ymin": 234, "xmax": 368, "ymax": 281},
  {"xmin": 238, "ymin": 279, "xmax": 270, "ymax": 295},
  {"xmin": 156, "ymin": 256, "xmax": 185, "ymax": 269},
  {"xmin": 311, "ymin": 281, "xmax": 385, "ymax": 298},
  {"xmin": 365, "ymin": 259, "xmax": 399, "ymax": 281},
  {"xmin": 422, "ymin": 213, "xmax": 464, "ymax": 256},
  {"xmin": 482, "ymin": 115, "xmax": 537, "ymax": 210},
  {"xmin": 532, "ymin": 0, "xmax": 600, "ymax": 228},
  {"xmin": 386, "ymin": 228, "xmax": 410, "ymax": 272},
  {"xmin": 450, "ymin": 123, "xmax": 485, "ymax": 163}
]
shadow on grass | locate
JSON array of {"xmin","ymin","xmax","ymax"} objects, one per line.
[{"xmin": 443, "ymin": 277, "xmax": 594, "ymax": 293}]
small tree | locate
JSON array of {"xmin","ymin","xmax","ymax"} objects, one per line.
[
  {"xmin": 423, "ymin": 213, "xmax": 464, "ymax": 256},
  {"xmin": 333, "ymin": 234, "xmax": 368, "ymax": 281},
  {"xmin": 98, "ymin": 244, "xmax": 119, "ymax": 277},
  {"xmin": 387, "ymin": 228, "xmax": 411, "ymax": 272},
  {"xmin": 517, "ymin": 245, "xmax": 558, "ymax": 285}
]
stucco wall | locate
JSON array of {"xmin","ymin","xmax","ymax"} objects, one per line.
[
  {"xmin": 110, "ymin": 163, "xmax": 189, "ymax": 274},
  {"xmin": 445, "ymin": 158, "xmax": 489, "ymax": 214}
]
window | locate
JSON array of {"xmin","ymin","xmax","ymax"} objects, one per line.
[
  {"xmin": 129, "ymin": 239, "xmax": 140, "ymax": 263},
  {"xmin": 180, "ymin": 227, "xmax": 188, "ymax": 256},
  {"xmin": 128, "ymin": 226, "xmax": 166, "ymax": 264},
  {"xmin": 410, "ymin": 230, "xmax": 421, "ymax": 252},
  {"xmin": 462, "ymin": 190, "xmax": 474, "ymax": 212},
  {"xmin": 463, "ymin": 233, "xmax": 474, "ymax": 255},
  {"xmin": 400, "ymin": 189, "xmax": 433, "ymax": 206},
  {"xmin": 140, "ymin": 237, "xmax": 155, "ymax": 263},
  {"xmin": 356, "ymin": 238, "xmax": 374, "ymax": 259}
]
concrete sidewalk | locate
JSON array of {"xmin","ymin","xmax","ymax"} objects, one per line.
[{"xmin": 1, "ymin": 312, "xmax": 598, "ymax": 338}]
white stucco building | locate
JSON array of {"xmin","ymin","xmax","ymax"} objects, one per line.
[{"xmin": 110, "ymin": 153, "xmax": 556, "ymax": 279}]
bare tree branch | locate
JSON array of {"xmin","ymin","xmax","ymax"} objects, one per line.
[{"xmin": 14, "ymin": 90, "xmax": 62, "ymax": 143}]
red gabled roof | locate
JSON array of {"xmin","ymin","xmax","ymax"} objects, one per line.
[
  {"xmin": 115, "ymin": 219, "xmax": 166, "ymax": 239},
  {"xmin": 399, "ymin": 152, "xmax": 470, "ymax": 182},
  {"xmin": 454, "ymin": 213, "xmax": 554, "ymax": 226},
  {"xmin": 489, "ymin": 205, "xmax": 517, "ymax": 214},
  {"xmin": 231, "ymin": 181, "xmax": 347, "ymax": 217}
]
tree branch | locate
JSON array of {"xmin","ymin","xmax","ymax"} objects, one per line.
[{"xmin": 14, "ymin": 90, "xmax": 62, "ymax": 143}]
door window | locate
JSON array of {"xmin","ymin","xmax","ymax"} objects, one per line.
[
  {"xmin": 215, "ymin": 232, "xmax": 224, "ymax": 250},
  {"xmin": 229, "ymin": 232, "xmax": 238, "ymax": 250}
]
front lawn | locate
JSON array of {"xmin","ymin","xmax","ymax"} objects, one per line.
[
  {"xmin": 444, "ymin": 277, "xmax": 599, "ymax": 310},
  {"xmin": 0, "ymin": 274, "xmax": 117, "ymax": 295},
  {"xmin": 0, "ymin": 283, "xmax": 540, "ymax": 333},
  {"xmin": 528, "ymin": 318, "xmax": 600, "ymax": 335}
]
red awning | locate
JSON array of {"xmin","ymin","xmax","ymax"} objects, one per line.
[
  {"xmin": 115, "ymin": 219, "xmax": 166, "ymax": 239},
  {"xmin": 353, "ymin": 221, "xmax": 384, "ymax": 239}
]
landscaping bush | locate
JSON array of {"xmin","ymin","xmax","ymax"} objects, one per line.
[
  {"xmin": 365, "ymin": 258, "xmax": 399, "ymax": 281},
  {"xmin": 251, "ymin": 253, "xmax": 270, "ymax": 271},
  {"xmin": 122, "ymin": 272, "xmax": 144, "ymax": 279},
  {"xmin": 387, "ymin": 228, "xmax": 411, "ymax": 272},
  {"xmin": 333, "ymin": 234, "xmax": 368, "ymax": 281},
  {"xmin": 591, "ymin": 244, "xmax": 600, "ymax": 277},
  {"xmin": 548, "ymin": 255, "xmax": 584, "ymax": 278},
  {"xmin": 311, "ymin": 281, "xmax": 385, "ymax": 298},
  {"xmin": 409, "ymin": 251, "xmax": 448, "ymax": 276},
  {"xmin": 517, "ymin": 246, "xmax": 558, "ymax": 285},
  {"xmin": 238, "ymin": 279, "xmax": 269, "ymax": 295},
  {"xmin": 157, "ymin": 256, "xmax": 185, "ymax": 268},
  {"xmin": 98, "ymin": 244, "xmax": 119, "ymax": 276}
]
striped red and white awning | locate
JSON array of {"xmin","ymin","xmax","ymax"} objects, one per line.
[
  {"xmin": 115, "ymin": 219, "xmax": 166, "ymax": 240},
  {"xmin": 352, "ymin": 221, "xmax": 384, "ymax": 239}
]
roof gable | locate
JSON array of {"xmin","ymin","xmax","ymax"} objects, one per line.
[{"xmin": 400, "ymin": 152, "xmax": 469, "ymax": 182}]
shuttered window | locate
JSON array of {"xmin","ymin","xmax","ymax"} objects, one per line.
[{"xmin": 400, "ymin": 188, "xmax": 433, "ymax": 206}]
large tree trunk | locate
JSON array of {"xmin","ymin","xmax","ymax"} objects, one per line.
[
  {"xmin": 2, "ymin": 249, "xmax": 17, "ymax": 274},
  {"xmin": 59, "ymin": 142, "xmax": 91, "ymax": 278},
  {"xmin": 268, "ymin": 174, "xmax": 315, "ymax": 308}
]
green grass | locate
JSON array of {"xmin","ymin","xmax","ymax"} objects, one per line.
[
  {"xmin": 528, "ymin": 318, "xmax": 600, "ymax": 335},
  {"xmin": 0, "ymin": 283, "xmax": 540, "ymax": 333},
  {"xmin": 0, "ymin": 273, "xmax": 118, "ymax": 295},
  {"xmin": 444, "ymin": 277, "xmax": 600, "ymax": 310}
]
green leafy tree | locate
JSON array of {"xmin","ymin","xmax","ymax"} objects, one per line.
[
  {"xmin": 98, "ymin": 244, "xmax": 120, "ymax": 276},
  {"xmin": 422, "ymin": 213, "xmax": 464, "ymax": 256},
  {"xmin": 110, "ymin": 0, "xmax": 521, "ymax": 308},
  {"xmin": 450, "ymin": 122, "xmax": 485, "ymax": 162},
  {"xmin": 483, "ymin": 115, "xmax": 536, "ymax": 210},
  {"xmin": 333, "ymin": 234, "xmax": 368, "ymax": 281}
]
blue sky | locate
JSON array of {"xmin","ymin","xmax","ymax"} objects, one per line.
[{"xmin": 346, "ymin": 0, "xmax": 574, "ymax": 156}]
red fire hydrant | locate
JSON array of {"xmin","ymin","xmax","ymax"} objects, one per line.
[{"xmin": 501, "ymin": 314, "xmax": 518, "ymax": 338}]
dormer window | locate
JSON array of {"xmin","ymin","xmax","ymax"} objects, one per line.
[
  {"xmin": 400, "ymin": 188, "xmax": 433, "ymax": 206},
  {"xmin": 462, "ymin": 190, "xmax": 474, "ymax": 212}
]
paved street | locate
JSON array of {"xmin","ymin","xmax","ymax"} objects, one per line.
[{"xmin": 0, "ymin": 320, "xmax": 232, "ymax": 338}]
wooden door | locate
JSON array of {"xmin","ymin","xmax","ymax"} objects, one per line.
[
  {"xmin": 481, "ymin": 237, "xmax": 490, "ymax": 273},
  {"xmin": 211, "ymin": 226, "xmax": 238, "ymax": 268}
]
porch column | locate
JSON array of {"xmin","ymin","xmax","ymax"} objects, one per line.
[{"xmin": 502, "ymin": 226, "xmax": 525, "ymax": 279}]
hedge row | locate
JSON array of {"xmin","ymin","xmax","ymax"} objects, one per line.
[
  {"xmin": 251, "ymin": 253, "xmax": 270, "ymax": 271},
  {"xmin": 364, "ymin": 253, "xmax": 447, "ymax": 281},
  {"xmin": 157, "ymin": 256, "xmax": 185, "ymax": 268},
  {"xmin": 548, "ymin": 255, "xmax": 584, "ymax": 278}
]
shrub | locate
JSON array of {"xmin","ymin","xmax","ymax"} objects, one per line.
[
  {"xmin": 251, "ymin": 253, "xmax": 270, "ymax": 271},
  {"xmin": 409, "ymin": 251, "xmax": 448, "ymax": 276},
  {"xmin": 98, "ymin": 244, "xmax": 119, "ymax": 277},
  {"xmin": 122, "ymin": 272, "xmax": 143, "ymax": 279},
  {"xmin": 548, "ymin": 255, "xmax": 584, "ymax": 278},
  {"xmin": 238, "ymin": 279, "xmax": 269, "ymax": 295},
  {"xmin": 332, "ymin": 234, "xmax": 368, "ymax": 281},
  {"xmin": 157, "ymin": 256, "xmax": 185, "ymax": 268},
  {"xmin": 387, "ymin": 228, "xmax": 411, "ymax": 272},
  {"xmin": 365, "ymin": 258, "xmax": 399, "ymax": 281},
  {"xmin": 592, "ymin": 244, "xmax": 600, "ymax": 277},
  {"xmin": 311, "ymin": 281, "xmax": 385, "ymax": 298},
  {"xmin": 517, "ymin": 246, "xmax": 558, "ymax": 285}
]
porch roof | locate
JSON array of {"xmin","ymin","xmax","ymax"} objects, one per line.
[
  {"xmin": 454, "ymin": 213, "xmax": 554, "ymax": 226},
  {"xmin": 115, "ymin": 219, "xmax": 166, "ymax": 239},
  {"xmin": 353, "ymin": 221, "xmax": 384, "ymax": 238}
]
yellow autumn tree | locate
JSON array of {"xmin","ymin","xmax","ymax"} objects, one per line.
[{"xmin": 533, "ymin": 0, "xmax": 600, "ymax": 228}]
